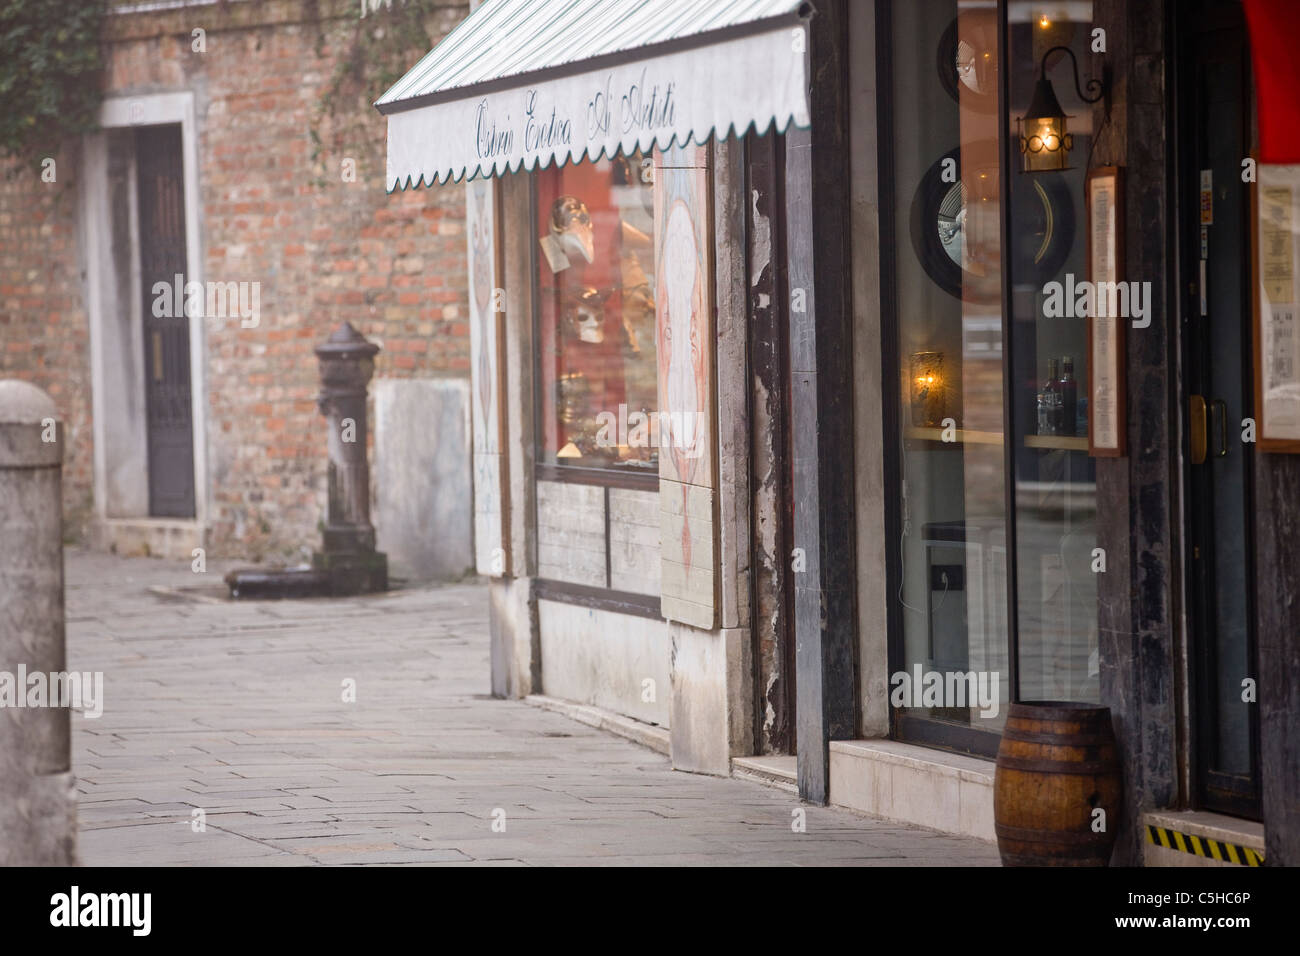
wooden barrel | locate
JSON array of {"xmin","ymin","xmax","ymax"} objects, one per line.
[{"xmin": 993, "ymin": 701, "xmax": 1122, "ymax": 866}]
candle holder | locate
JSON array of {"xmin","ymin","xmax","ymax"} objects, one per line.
[{"xmin": 909, "ymin": 351, "xmax": 947, "ymax": 428}]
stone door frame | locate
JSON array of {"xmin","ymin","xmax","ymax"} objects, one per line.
[{"xmin": 80, "ymin": 91, "xmax": 208, "ymax": 555}]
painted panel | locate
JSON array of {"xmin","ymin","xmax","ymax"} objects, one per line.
[
  {"xmin": 469, "ymin": 176, "xmax": 510, "ymax": 574},
  {"xmin": 660, "ymin": 480, "xmax": 716, "ymax": 627},
  {"xmin": 655, "ymin": 143, "xmax": 717, "ymax": 629}
]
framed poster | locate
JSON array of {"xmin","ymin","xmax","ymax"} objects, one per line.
[
  {"xmin": 1252, "ymin": 161, "xmax": 1300, "ymax": 452},
  {"xmin": 1086, "ymin": 166, "xmax": 1127, "ymax": 457}
]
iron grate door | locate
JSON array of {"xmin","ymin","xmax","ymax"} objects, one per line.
[{"xmin": 136, "ymin": 124, "xmax": 196, "ymax": 519}]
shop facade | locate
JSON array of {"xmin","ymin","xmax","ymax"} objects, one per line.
[
  {"xmin": 839, "ymin": 0, "xmax": 1298, "ymax": 868},
  {"xmin": 382, "ymin": 0, "xmax": 1299, "ymax": 865}
]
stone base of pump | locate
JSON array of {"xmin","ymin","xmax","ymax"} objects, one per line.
[{"xmin": 225, "ymin": 549, "xmax": 387, "ymax": 600}]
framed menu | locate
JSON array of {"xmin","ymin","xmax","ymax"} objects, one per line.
[
  {"xmin": 1252, "ymin": 162, "xmax": 1300, "ymax": 452},
  {"xmin": 1087, "ymin": 166, "xmax": 1126, "ymax": 457}
]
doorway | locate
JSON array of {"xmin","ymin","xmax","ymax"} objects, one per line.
[
  {"xmin": 136, "ymin": 124, "xmax": 196, "ymax": 519},
  {"xmin": 83, "ymin": 93, "xmax": 206, "ymax": 556},
  {"xmin": 1176, "ymin": 0, "xmax": 1262, "ymax": 819}
]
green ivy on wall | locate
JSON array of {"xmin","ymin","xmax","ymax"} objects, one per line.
[
  {"xmin": 310, "ymin": 0, "xmax": 445, "ymax": 188},
  {"xmin": 0, "ymin": 0, "xmax": 107, "ymax": 174}
]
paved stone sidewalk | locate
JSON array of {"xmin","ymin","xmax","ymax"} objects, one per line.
[{"xmin": 65, "ymin": 549, "xmax": 1000, "ymax": 866}]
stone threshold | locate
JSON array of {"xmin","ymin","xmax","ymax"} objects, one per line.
[
  {"xmin": 829, "ymin": 739, "xmax": 996, "ymax": 842},
  {"xmin": 524, "ymin": 695, "xmax": 670, "ymax": 756},
  {"xmin": 92, "ymin": 517, "xmax": 203, "ymax": 560},
  {"xmin": 1143, "ymin": 810, "xmax": 1266, "ymax": 867},
  {"xmin": 731, "ymin": 755, "xmax": 797, "ymax": 794}
]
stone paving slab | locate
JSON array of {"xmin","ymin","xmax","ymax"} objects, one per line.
[{"xmin": 64, "ymin": 549, "xmax": 1000, "ymax": 866}]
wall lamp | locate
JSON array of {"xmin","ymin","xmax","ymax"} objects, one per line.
[{"xmin": 1018, "ymin": 45, "xmax": 1107, "ymax": 172}]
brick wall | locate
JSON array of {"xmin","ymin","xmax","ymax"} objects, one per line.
[
  {"xmin": 0, "ymin": 149, "xmax": 96, "ymax": 539},
  {"xmin": 0, "ymin": 0, "xmax": 470, "ymax": 558}
]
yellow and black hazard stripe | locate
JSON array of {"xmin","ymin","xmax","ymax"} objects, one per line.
[{"xmin": 1146, "ymin": 824, "xmax": 1264, "ymax": 866}]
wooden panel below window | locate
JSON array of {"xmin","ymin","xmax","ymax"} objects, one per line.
[
  {"xmin": 659, "ymin": 478, "xmax": 717, "ymax": 628},
  {"xmin": 608, "ymin": 487, "xmax": 660, "ymax": 595},
  {"xmin": 536, "ymin": 479, "xmax": 606, "ymax": 587}
]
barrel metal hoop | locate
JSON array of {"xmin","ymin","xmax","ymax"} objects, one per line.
[
  {"xmin": 996, "ymin": 755, "xmax": 1118, "ymax": 774},
  {"xmin": 1000, "ymin": 727, "xmax": 1115, "ymax": 747},
  {"xmin": 995, "ymin": 822, "xmax": 1110, "ymax": 845},
  {"xmin": 1007, "ymin": 702, "xmax": 1113, "ymax": 723}
]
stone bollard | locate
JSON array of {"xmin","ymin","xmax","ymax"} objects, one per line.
[
  {"xmin": 0, "ymin": 380, "xmax": 77, "ymax": 865},
  {"xmin": 312, "ymin": 322, "xmax": 387, "ymax": 595}
]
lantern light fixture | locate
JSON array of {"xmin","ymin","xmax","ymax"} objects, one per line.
[{"xmin": 1017, "ymin": 45, "xmax": 1106, "ymax": 173}]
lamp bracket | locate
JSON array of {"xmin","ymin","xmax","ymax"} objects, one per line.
[{"xmin": 1039, "ymin": 45, "xmax": 1105, "ymax": 105}]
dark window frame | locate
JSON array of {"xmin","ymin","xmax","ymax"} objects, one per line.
[
  {"xmin": 527, "ymin": 166, "xmax": 663, "ymax": 612},
  {"xmin": 527, "ymin": 159, "xmax": 662, "ymax": 493},
  {"xmin": 877, "ymin": 0, "xmax": 1021, "ymax": 761}
]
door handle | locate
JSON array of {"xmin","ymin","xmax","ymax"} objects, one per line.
[
  {"xmin": 1189, "ymin": 394, "xmax": 1207, "ymax": 465},
  {"xmin": 1212, "ymin": 399, "xmax": 1228, "ymax": 458}
]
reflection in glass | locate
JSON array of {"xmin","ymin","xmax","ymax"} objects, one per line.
[
  {"xmin": 1009, "ymin": 4, "xmax": 1100, "ymax": 703},
  {"xmin": 893, "ymin": 0, "xmax": 1009, "ymax": 733},
  {"xmin": 536, "ymin": 152, "xmax": 658, "ymax": 471},
  {"xmin": 938, "ymin": 183, "xmax": 967, "ymax": 265}
]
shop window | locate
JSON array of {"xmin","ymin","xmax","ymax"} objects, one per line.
[
  {"xmin": 888, "ymin": 0, "xmax": 1010, "ymax": 751},
  {"xmin": 534, "ymin": 151, "xmax": 659, "ymax": 479},
  {"xmin": 1006, "ymin": 6, "xmax": 1100, "ymax": 704},
  {"xmin": 883, "ymin": 0, "xmax": 1100, "ymax": 756}
]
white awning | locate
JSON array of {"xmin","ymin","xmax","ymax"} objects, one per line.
[{"xmin": 377, "ymin": 0, "xmax": 812, "ymax": 190}]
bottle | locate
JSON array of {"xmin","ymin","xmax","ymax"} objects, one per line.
[
  {"xmin": 1041, "ymin": 358, "xmax": 1061, "ymax": 436},
  {"xmin": 1037, "ymin": 392, "xmax": 1050, "ymax": 436},
  {"xmin": 1058, "ymin": 356, "xmax": 1078, "ymax": 437}
]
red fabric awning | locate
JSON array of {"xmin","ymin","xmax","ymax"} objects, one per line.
[{"xmin": 1244, "ymin": 0, "xmax": 1300, "ymax": 163}]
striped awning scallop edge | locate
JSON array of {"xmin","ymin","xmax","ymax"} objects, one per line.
[{"xmin": 376, "ymin": 0, "xmax": 813, "ymax": 190}]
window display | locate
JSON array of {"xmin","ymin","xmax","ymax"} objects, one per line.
[
  {"xmin": 886, "ymin": 1, "xmax": 1105, "ymax": 750},
  {"xmin": 891, "ymin": 0, "xmax": 1010, "ymax": 739},
  {"xmin": 1008, "ymin": 7, "xmax": 1100, "ymax": 704},
  {"xmin": 535, "ymin": 152, "xmax": 658, "ymax": 474}
]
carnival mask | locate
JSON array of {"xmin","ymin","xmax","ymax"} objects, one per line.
[
  {"xmin": 565, "ymin": 287, "xmax": 605, "ymax": 344},
  {"xmin": 550, "ymin": 195, "xmax": 595, "ymax": 264}
]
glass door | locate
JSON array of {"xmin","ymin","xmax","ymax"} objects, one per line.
[{"xmin": 1177, "ymin": 0, "xmax": 1262, "ymax": 819}]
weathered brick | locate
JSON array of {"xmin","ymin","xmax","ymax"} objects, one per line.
[{"xmin": 0, "ymin": 0, "xmax": 471, "ymax": 559}]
